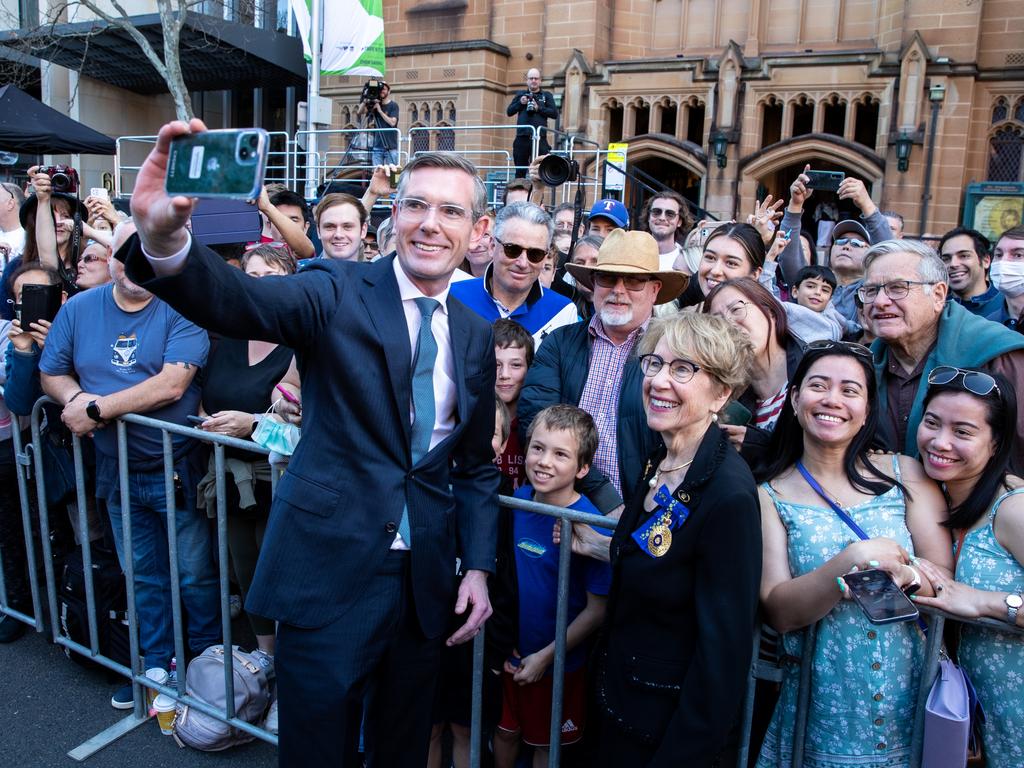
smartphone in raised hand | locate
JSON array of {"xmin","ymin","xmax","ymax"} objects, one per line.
[
  {"xmin": 805, "ymin": 170, "xmax": 845, "ymax": 192},
  {"xmin": 842, "ymin": 569, "xmax": 919, "ymax": 625},
  {"xmin": 166, "ymin": 129, "xmax": 269, "ymax": 199}
]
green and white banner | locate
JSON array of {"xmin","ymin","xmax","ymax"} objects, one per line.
[{"xmin": 290, "ymin": 0, "xmax": 386, "ymax": 76}]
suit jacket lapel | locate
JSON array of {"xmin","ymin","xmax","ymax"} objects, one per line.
[
  {"xmin": 447, "ymin": 295, "xmax": 472, "ymax": 426},
  {"xmin": 360, "ymin": 258, "xmax": 413, "ymax": 444}
]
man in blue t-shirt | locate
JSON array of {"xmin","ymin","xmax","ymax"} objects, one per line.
[
  {"xmin": 40, "ymin": 227, "xmax": 219, "ymax": 708},
  {"xmin": 494, "ymin": 404, "xmax": 609, "ymax": 768}
]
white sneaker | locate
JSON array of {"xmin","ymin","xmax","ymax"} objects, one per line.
[{"xmin": 264, "ymin": 698, "xmax": 278, "ymax": 735}]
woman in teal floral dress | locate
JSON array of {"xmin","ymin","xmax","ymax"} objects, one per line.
[
  {"xmin": 754, "ymin": 343, "xmax": 952, "ymax": 767},
  {"xmin": 914, "ymin": 368, "xmax": 1024, "ymax": 767}
]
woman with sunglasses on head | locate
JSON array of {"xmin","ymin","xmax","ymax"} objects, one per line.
[
  {"xmin": 911, "ymin": 367, "xmax": 1024, "ymax": 767},
  {"xmin": 755, "ymin": 342, "xmax": 952, "ymax": 768},
  {"xmin": 560, "ymin": 312, "xmax": 762, "ymax": 766}
]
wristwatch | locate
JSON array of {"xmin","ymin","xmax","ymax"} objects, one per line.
[
  {"xmin": 1006, "ymin": 593, "xmax": 1023, "ymax": 624},
  {"xmin": 85, "ymin": 399, "xmax": 103, "ymax": 423}
]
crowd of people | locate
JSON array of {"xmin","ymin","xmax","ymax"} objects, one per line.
[{"xmin": 0, "ymin": 120, "xmax": 1023, "ymax": 768}]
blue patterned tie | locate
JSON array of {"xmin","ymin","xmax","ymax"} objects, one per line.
[{"xmin": 400, "ymin": 297, "xmax": 440, "ymax": 545}]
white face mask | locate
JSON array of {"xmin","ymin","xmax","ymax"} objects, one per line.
[{"xmin": 990, "ymin": 260, "xmax": 1024, "ymax": 298}]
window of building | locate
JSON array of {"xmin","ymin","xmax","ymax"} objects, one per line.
[
  {"xmin": 19, "ymin": 0, "xmax": 39, "ymax": 27},
  {"xmin": 447, "ymin": 102, "xmax": 457, "ymax": 123},
  {"xmin": 608, "ymin": 103, "xmax": 624, "ymax": 143},
  {"xmin": 411, "ymin": 124, "xmax": 429, "ymax": 155},
  {"xmin": 993, "ymin": 98, "xmax": 1009, "ymax": 124},
  {"xmin": 988, "ymin": 124, "xmax": 1024, "ymax": 182},
  {"xmin": 822, "ymin": 95, "xmax": 846, "ymax": 137},
  {"xmin": 853, "ymin": 98, "xmax": 879, "ymax": 150},
  {"xmin": 660, "ymin": 103, "xmax": 677, "ymax": 136},
  {"xmin": 436, "ymin": 124, "xmax": 456, "ymax": 152},
  {"xmin": 410, "ymin": 105, "xmax": 419, "ymax": 123},
  {"xmin": 634, "ymin": 102, "xmax": 650, "ymax": 136},
  {"xmin": 760, "ymin": 97, "xmax": 783, "ymax": 147},
  {"xmin": 685, "ymin": 101, "xmax": 705, "ymax": 145},
  {"xmin": 791, "ymin": 96, "xmax": 814, "ymax": 137},
  {"xmin": 1015, "ymin": 97, "xmax": 1024, "ymax": 124}
]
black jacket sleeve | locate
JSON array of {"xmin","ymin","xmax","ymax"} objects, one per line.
[{"xmin": 507, "ymin": 92, "xmax": 525, "ymax": 117}]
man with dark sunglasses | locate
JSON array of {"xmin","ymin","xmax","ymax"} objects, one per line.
[
  {"xmin": 449, "ymin": 201, "xmax": 576, "ymax": 346},
  {"xmin": 641, "ymin": 191, "xmax": 692, "ymax": 270}
]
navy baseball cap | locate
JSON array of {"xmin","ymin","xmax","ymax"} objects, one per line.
[{"xmin": 589, "ymin": 199, "xmax": 629, "ymax": 228}]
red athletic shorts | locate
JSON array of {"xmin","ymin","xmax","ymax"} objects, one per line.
[{"xmin": 496, "ymin": 665, "xmax": 586, "ymax": 747}]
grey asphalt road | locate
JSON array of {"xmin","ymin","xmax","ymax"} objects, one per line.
[{"xmin": 0, "ymin": 627, "xmax": 277, "ymax": 767}]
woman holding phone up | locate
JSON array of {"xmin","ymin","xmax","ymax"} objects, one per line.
[
  {"xmin": 912, "ymin": 368, "xmax": 1024, "ymax": 766},
  {"xmin": 754, "ymin": 342, "xmax": 951, "ymax": 767}
]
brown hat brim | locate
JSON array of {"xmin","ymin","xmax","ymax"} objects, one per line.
[{"xmin": 565, "ymin": 262, "xmax": 689, "ymax": 304}]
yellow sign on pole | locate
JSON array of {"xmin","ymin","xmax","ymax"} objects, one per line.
[{"xmin": 605, "ymin": 142, "xmax": 628, "ymax": 192}]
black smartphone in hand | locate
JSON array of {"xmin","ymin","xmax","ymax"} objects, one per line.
[
  {"xmin": 20, "ymin": 283, "xmax": 62, "ymax": 330},
  {"xmin": 842, "ymin": 569, "xmax": 919, "ymax": 625},
  {"xmin": 805, "ymin": 170, "xmax": 845, "ymax": 192}
]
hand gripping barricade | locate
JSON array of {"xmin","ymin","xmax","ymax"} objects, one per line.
[{"xmin": 173, "ymin": 645, "xmax": 272, "ymax": 751}]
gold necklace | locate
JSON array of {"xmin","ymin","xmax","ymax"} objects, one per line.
[{"xmin": 648, "ymin": 458, "xmax": 695, "ymax": 489}]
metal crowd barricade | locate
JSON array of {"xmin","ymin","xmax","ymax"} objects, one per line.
[
  {"xmin": 294, "ymin": 126, "xmax": 406, "ymax": 197},
  {"xmin": 407, "ymin": 124, "xmax": 537, "ymax": 178},
  {"xmin": 7, "ymin": 396, "xmax": 1023, "ymax": 765}
]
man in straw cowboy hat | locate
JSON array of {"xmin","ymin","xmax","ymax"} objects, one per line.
[{"xmin": 518, "ymin": 228, "xmax": 688, "ymax": 514}]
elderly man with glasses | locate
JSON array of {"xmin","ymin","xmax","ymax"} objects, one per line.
[
  {"xmin": 449, "ymin": 201, "xmax": 577, "ymax": 346},
  {"xmin": 863, "ymin": 239, "xmax": 1024, "ymax": 471},
  {"xmin": 518, "ymin": 229, "xmax": 688, "ymax": 516}
]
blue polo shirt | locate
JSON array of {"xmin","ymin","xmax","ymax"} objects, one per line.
[
  {"xmin": 449, "ymin": 265, "xmax": 578, "ymax": 346},
  {"xmin": 955, "ymin": 283, "xmax": 1005, "ymax": 317},
  {"xmin": 512, "ymin": 485, "xmax": 611, "ymax": 673}
]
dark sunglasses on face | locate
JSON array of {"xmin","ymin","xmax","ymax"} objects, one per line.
[
  {"xmin": 592, "ymin": 273, "xmax": 652, "ymax": 291},
  {"xmin": 494, "ymin": 237, "xmax": 547, "ymax": 264},
  {"xmin": 926, "ymin": 366, "xmax": 1000, "ymax": 396},
  {"xmin": 833, "ymin": 237, "xmax": 867, "ymax": 248},
  {"xmin": 650, "ymin": 208, "xmax": 679, "ymax": 220},
  {"xmin": 80, "ymin": 253, "xmax": 108, "ymax": 265}
]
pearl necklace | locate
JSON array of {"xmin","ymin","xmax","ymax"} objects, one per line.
[{"xmin": 648, "ymin": 458, "xmax": 695, "ymax": 488}]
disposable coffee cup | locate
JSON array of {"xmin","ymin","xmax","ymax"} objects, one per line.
[
  {"xmin": 152, "ymin": 694, "xmax": 176, "ymax": 735},
  {"xmin": 145, "ymin": 667, "xmax": 168, "ymax": 707}
]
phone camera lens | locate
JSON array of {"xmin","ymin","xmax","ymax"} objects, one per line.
[
  {"xmin": 248, "ymin": 134, "xmax": 259, "ymax": 148},
  {"xmin": 240, "ymin": 148, "xmax": 250, "ymax": 158}
]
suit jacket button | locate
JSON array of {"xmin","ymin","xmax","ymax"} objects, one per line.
[{"xmin": 385, "ymin": 522, "xmax": 397, "ymax": 534}]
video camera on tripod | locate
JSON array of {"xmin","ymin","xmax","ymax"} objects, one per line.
[{"xmin": 361, "ymin": 79, "xmax": 384, "ymax": 106}]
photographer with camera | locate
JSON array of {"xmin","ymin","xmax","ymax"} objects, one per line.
[
  {"xmin": 356, "ymin": 79, "xmax": 399, "ymax": 167},
  {"xmin": 507, "ymin": 69, "xmax": 558, "ymax": 178}
]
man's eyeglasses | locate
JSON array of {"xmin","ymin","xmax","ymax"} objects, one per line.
[
  {"xmin": 396, "ymin": 197, "xmax": 470, "ymax": 224},
  {"xmin": 856, "ymin": 280, "xmax": 934, "ymax": 303},
  {"xmin": 834, "ymin": 237, "xmax": 867, "ymax": 248},
  {"xmin": 79, "ymin": 253, "xmax": 108, "ymax": 265},
  {"xmin": 926, "ymin": 366, "xmax": 1000, "ymax": 396},
  {"xmin": 494, "ymin": 237, "xmax": 547, "ymax": 264},
  {"xmin": 639, "ymin": 353, "xmax": 702, "ymax": 384},
  {"xmin": 805, "ymin": 339, "xmax": 873, "ymax": 359},
  {"xmin": 592, "ymin": 273, "xmax": 652, "ymax": 291},
  {"xmin": 650, "ymin": 207, "xmax": 679, "ymax": 220}
]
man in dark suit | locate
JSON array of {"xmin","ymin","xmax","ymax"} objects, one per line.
[{"xmin": 119, "ymin": 119, "xmax": 500, "ymax": 767}]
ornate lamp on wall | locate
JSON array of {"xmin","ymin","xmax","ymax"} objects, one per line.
[
  {"xmin": 710, "ymin": 129, "xmax": 729, "ymax": 169},
  {"xmin": 894, "ymin": 131, "xmax": 913, "ymax": 172}
]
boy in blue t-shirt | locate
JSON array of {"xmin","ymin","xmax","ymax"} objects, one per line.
[{"xmin": 494, "ymin": 404, "xmax": 609, "ymax": 768}]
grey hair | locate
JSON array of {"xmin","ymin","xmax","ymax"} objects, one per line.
[
  {"xmin": 880, "ymin": 210, "xmax": 904, "ymax": 226},
  {"xmin": 110, "ymin": 217, "xmax": 137, "ymax": 255},
  {"xmin": 863, "ymin": 238, "xmax": 949, "ymax": 287},
  {"xmin": 494, "ymin": 201, "xmax": 554, "ymax": 247},
  {"xmin": 396, "ymin": 151, "xmax": 488, "ymax": 221},
  {"xmin": 571, "ymin": 234, "xmax": 605, "ymax": 258},
  {"xmin": 1, "ymin": 182, "xmax": 25, "ymax": 207}
]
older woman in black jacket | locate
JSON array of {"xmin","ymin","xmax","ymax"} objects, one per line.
[{"xmin": 565, "ymin": 312, "xmax": 761, "ymax": 766}]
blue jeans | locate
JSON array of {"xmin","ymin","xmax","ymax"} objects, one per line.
[
  {"xmin": 105, "ymin": 459, "xmax": 220, "ymax": 670},
  {"xmin": 372, "ymin": 147, "xmax": 397, "ymax": 167}
]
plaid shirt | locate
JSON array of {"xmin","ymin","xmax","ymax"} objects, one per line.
[{"xmin": 577, "ymin": 315, "xmax": 647, "ymax": 496}]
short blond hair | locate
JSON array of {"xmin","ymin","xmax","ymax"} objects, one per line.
[{"xmin": 637, "ymin": 313, "xmax": 752, "ymax": 394}]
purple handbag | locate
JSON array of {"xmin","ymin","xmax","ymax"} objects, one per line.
[{"xmin": 923, "ymin": 655, "xmax": 970, "ymax": 767}]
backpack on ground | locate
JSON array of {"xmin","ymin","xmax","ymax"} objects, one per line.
[
  {"xmin": 59, "ymin": 546, "xmax": 130, "ymax": 670},
  {"xmin": 173, "ymin": 645, "xmax": 271, "ymax": 751}
]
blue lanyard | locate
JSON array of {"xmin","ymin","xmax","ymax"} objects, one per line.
[
  {"xmin": 796, "ymin": 461, "xmax": 928, "ymax": 632},
  {"xmin": 795, "ymin": 461, "xmax": 869, "ymax": 541}
]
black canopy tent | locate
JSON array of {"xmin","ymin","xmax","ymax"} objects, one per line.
[{"xmin": 0, "ymin": 84, "xmax": 116, "ymax": 155}]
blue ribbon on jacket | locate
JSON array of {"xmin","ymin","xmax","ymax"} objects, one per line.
[{"xmin": 631, "ymin": 484, "xmax": 691, "ymax": 557}]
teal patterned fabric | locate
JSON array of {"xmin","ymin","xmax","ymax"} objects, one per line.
[
  {"xmin": 955, "ymin": 488, "xmax": 1024, "ymax": 768},
  {"xmin": 757, "ymin": 457, "xmax": 923, "ymax": 768}
]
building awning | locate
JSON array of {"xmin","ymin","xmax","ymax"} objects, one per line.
[{"xmin": 0, "ymin": 13, "xmax": 307, "ymax": 95}]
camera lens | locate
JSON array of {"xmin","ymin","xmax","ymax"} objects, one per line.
[
  {"xmin": 248, "ymin": 134, "xmax": 259, "ymax": 148},
  {"xmin": 239, "ymin": 148, "xmax": 250, "ymax": 159},
  {"xmin": 538, "ymin": 155, "xmax": 578, "ymax": 186}
]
